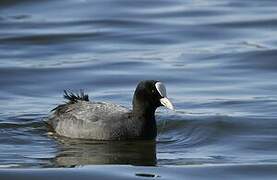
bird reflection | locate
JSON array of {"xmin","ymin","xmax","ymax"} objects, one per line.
[{"xmin": 52, "ymin": 137, "xmax": 157, "ymax": 167}]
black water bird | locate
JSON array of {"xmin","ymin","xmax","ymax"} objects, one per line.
[{"xmin": 47, "ymin": 80, "xmax": 174, "ymax": 140}]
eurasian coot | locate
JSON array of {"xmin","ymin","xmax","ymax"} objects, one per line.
[{"xmin": 47, "ymin": 80, "xmax": 174, "ymax": 140}]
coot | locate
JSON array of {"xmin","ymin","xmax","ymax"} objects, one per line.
[{"xmin": 47, "ymin": 80, "xmax": 174, "ymax": 140}]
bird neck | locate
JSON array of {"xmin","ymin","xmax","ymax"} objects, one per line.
[{"xmin": 132, "ymin": 100, "xmax": 157, "ymax": 139}]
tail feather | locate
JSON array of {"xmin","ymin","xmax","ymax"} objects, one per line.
[
  {"xmin": 63, "ymin": 89, "xmax": 89, "ymax": 104},
  {"xmin": 51, "ymin": 90, "xmax": 89, "ymax": 112}
]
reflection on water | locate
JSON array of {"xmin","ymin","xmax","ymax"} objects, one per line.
[{"xmin": 53, "ymin": 138, "xmax": 156, "ymax": 166}]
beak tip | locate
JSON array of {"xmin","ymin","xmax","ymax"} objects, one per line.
[
  {"xmin": 160, "ymin": 97, "xmax": 174, "ymax": 111},
  {"xmin": 168, "ymin": 105, "xmax": 175, "ymax": 111}
]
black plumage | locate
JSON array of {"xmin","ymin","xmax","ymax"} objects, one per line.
[{"xmin": 46, "ymin": 80, "xmax": 174, "ymax": 140}]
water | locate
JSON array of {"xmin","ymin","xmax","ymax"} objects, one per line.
[{"xmin": 1, "ymin": 0, "xmax": 277, "ymax": 179}]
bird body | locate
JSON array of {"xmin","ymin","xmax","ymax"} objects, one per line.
[{"xmin": 46, "ymin": 80, "xmax": 173, "ymax": 140}]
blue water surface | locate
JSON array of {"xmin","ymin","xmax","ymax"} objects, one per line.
[{"xmin": 1, "ymin": 0, "xmax": 277, "ymax": 179}]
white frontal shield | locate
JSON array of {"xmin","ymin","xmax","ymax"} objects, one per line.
[{"xmin": 155, "ymin": 82, "xmax": 174, "ymax": 110}]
